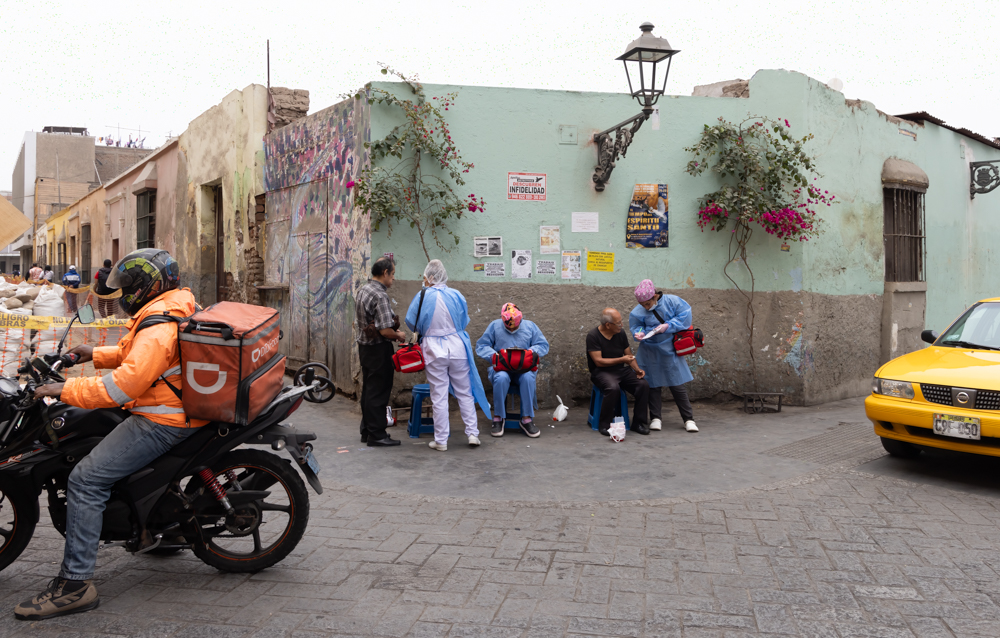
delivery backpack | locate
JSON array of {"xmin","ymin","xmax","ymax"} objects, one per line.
[{"xmin": 136, "ymin": 301, "xmax": 285, "ymax": 426}]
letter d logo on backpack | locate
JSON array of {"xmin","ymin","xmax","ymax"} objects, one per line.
[{"xmin": 186, "ymin": 362, "xmax": 228, "ymax": 394}]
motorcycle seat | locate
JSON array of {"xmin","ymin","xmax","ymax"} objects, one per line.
[{"xmin": 166, "ymin": 422, "xmax": 235, "ymax": 458}]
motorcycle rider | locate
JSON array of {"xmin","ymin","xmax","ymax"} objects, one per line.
[{"xmin": 15, "ymin": 248, "xmax": 204, "ymax": 621}]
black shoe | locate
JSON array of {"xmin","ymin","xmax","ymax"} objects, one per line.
[
  {"xmin": 634, "ymin": 424, "xmax": 650, "ymax": 435},
  {"xmin": 15, "ymin": 578, "xmax": 99, "ymax": 620},
  {"xmin": 519, "ymin": 419, "xmax": 540, "ymax": 438},
  {"xmin": 360, "ymin": 433, "xmax": 369, "ymax": 444},
  {"xmin": 599, "ymin": 427, "xmax": 610, "ymax": 436},
  {"xmin": 491, "ymin": 420, "xmax": 504, "ymax": 437},
  {"xmin": 368, "ymin": 436, "xmax": 401, "ymax": 447}
]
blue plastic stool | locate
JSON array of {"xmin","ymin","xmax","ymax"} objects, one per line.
[
  {"xmin": 407, "ymin": 383, "xmax": 454, "ymax": 439},
  {"xmin": 587, "ymin": 385, "xmax": 631, "ymax": 431},
  {"xmin": 502, "ymin": 384, "xmax": 530, "ymax": 430}
]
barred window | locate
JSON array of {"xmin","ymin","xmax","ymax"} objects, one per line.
[
  {"xmin": 137, "ymin": 190, "xmax": 156, "ymax": 249},
  {"xmin": 883, "ymin": 188, "xmax": 925, "ymax": 282}
]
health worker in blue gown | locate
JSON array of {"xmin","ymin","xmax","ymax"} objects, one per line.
[
  {"xmin": 628, "ymin": 279, "xmax": 699, "ymax": 433},
  {"xmin": 475, "ymin": 303, "xmax": 549, "ymax": 439},
  {"xmin": 405, "ymin": 260, "xmax": 490, "ymax": 451}
]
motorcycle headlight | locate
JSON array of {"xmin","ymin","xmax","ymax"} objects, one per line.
[{"xmin": 873, "ymin": 378, "xmax": 914, "ymax": 399}]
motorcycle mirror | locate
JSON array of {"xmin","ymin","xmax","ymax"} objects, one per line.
[{"xmin": 77, "ymin": 304, "xmax": 96, "ymax": 325}]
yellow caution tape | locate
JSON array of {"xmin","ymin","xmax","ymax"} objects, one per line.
[{"xmin": 0, "ymin": 315, "xmax": 129, "ymax": 330}]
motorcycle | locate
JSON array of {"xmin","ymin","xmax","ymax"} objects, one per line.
[{"xmin": 0, "ymin": 303, "xmax": 334, "ymax": 573}]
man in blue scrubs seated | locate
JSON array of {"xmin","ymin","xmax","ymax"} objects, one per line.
[{"xmin": 476, "ymin": 303, "xmax": 550, "ymax": 438}]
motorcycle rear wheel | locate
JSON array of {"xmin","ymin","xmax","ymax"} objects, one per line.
[
  {"xmin": 189, "ymin": 449, "xmax": 309, "ymax": 573},
  {"xmin": 0, "ymin": 476, "xmax": 38, "ymax": 573}
]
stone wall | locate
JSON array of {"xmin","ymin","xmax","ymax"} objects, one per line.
[
  {"xmin": 382, "ymin": 279, "xmax": 882, "ymax": 409},
  {"xmin": 269, "ymin": 88, "xmax": 310, "ymax": 130}
]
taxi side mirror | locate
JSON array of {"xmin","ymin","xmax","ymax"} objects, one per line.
[{"xmin": 921, "ymin": 329, "xmax": 938, "ymax": 345}]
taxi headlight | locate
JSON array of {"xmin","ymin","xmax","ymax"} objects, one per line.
[{"xmin": 874, "ymin": 378, "xmax": 914, "ymax": 399}]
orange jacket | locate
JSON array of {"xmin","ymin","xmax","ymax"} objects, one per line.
[{"xmin": 62, "ymin": 288, "xmax": 207, "ymax": 428}]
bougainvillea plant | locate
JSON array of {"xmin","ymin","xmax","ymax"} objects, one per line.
[
  {"xmin": 685, "ymin": 115, "xmax": 835, "ymax": 390},
  {"xmin": 350, "ymin": 64, "xmax": 483, "ymax": 261}
]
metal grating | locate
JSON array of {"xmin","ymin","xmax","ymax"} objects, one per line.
[
  {"xmin": 883, "ymin": 187, "xmax": 925, "ymax": 283},
  {"xmin": 921, "ymin": 384, "xmax": 953, "ymax": 406},
  {"xmin": 762, "ymin": 422, "xmax": 884, "ymax": 466},
  {"xmin": 976, "ymin": 390, "xmax": 1000, "ymax": 411}
]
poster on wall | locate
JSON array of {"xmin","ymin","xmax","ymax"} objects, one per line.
[
  {"xmin": 539, "ymin": 226, "xmax": 560, "ymax": 254},
  {"xmin": 507, "ymin": 172, "xmax": 547, "ymax": 201},
  {"xmin": 536, "ymin": 260, "xmax": 556, "ymax": 275},
  {"xmin": 561, "ymin": 250, "xmax": 582, "ymax": 280},
  {"xmin": 474, "ymin": 236, "xmax": 503, "ymax": 257},
  {"xmin": 625, "ymin": 184, "xmax": 669, "ymax": 248},
  {"xmin": 485, "ymin": 262, "xmax": 506, "ymax": 277},
  {"xmin": 511, "ymin": 250, "xmax": 532, "ymax": 279},
  {"xmin": 586, "ymin": 251, "xmax": 615, "ymax": 272},
  {"xmin": 571, "ymin": 212, "xmax": 599, "ymax": 233}
]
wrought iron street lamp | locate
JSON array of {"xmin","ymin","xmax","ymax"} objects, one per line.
[
  {"xmin": 970, "ymin": 160, "xmax": 1000, "ymax": 198},
  {"xmin": 592, "ymin": 22, "xmax": 679, "ymax": 191}
]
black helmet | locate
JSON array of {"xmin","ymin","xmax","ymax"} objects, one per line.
[{"xmin": 106, "ymin": 248, "xmax": 180, "ymax": 316}]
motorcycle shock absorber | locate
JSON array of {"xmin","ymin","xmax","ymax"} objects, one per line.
[
  {"xmin": 224, "ymin": 469, "xmax": 242, "ymax": 491},
  {"xmin": 198, "ymin": 468, "xmax": 235, "ymax": 515}
]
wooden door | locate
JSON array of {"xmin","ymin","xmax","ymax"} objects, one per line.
[{"xmin": 215, "ymin": 186, "xmax": 228, "ymax": 303}]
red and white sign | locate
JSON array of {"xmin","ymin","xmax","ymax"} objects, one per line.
[{"xmin": 507, "ymin": 172, "xmax": 547, "ymax": 201}]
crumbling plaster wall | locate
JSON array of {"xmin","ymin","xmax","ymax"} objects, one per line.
[{"xmin": 176, "ymin": 84, "xmax": 269, "ymax": 305}]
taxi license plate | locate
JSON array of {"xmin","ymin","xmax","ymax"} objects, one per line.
[
  {"xmin": 933, "ymin": 414, "xmax": 980, "ymax": 440},
  {"xmin": 303, "ymin": 446, "xmax": 321, "ymax": 475}
]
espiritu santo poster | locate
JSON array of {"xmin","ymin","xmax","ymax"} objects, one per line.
[{"xmin": 625, "ymin": 183, "xmax": 668, "ymax": 248}]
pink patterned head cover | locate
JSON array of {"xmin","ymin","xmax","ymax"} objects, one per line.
[
  {"xmin": 501, "ymin": 303, "xmax": 522, "ymax": 330},
  {"xmin": 634, "ymin": 279, "xmax": 656, "ymax": 303}
]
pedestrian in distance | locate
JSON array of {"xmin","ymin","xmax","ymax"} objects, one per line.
[
  {"xmin": 62, "ymin": 265, "xmax": 82, "ymax": 313},
  {"xmin": 42, "ymin": 265, "xmax": 53, "ymax": 282},
  {"xmin": 354, "ymin": 257, "xmax": 406, "ymax": 447},
  {"xmin": 94, "ymin": 259, "xmax": 116, "ymax": 318},
  {"xmin": 28, "ymin": 263, "xmax": 42, "ymax": 281},
  {"xmin": 587, "ymin": 308, "xmax": 651, "ymax": 435},
  {"xmin": 475, "ymin": 303, "xmax": 549, "ymax": 438},
  {"xmin": 629, "ymin": 280, "xmax": 698, "ymax": 432},
  {"xmin": 405, "ymin": 260, "xmax": 490, "ymax": 451}
]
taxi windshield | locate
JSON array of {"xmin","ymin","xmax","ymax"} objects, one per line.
[{"xmin": 938, "ymin": 302, "xmax": 1000, "ymax": 351}]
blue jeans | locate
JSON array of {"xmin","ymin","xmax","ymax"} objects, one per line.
[
  {"xmin": 488, "ymin": 369, "xmax": 537, "ymax": 419},
  {"xmin": 59, "ymin": 415, "xmax": 196, "ymax": 580}
]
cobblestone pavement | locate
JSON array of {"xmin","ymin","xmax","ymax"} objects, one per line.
[{"xmin": 4, "ymin": 450, "xmax": 1000, "ymax": 637}]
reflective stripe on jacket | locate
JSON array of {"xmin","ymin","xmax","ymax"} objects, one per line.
[{"xmin": 61, "ymin": 288, "xmax": 208, "ymax": 428}]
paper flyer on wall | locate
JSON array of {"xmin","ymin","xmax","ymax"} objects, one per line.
[
  {"xmin": 511, "ymin": 250, "xmax": 532, "ymax": 279},
  {"xmin": 625, "ymin": 184, "xmax": 668, "ymax": 248},
  {"xmin": 485, "ymin": 262, "xmax": 506, "ymax": 277},
  {"xmin": 536, "ymin": 260, "xmax": 556, "ymax": 275},
  {"xmin": 571, "ymin": 212, "xmax": 599, "ymax": 232},
  {"xmin": 507, "ymin": 172, "xmax": 547, "ymax": 201},
  {"xmin": 586, "ymin": 251, "xmax": 614, "ymax": 272},
  {"xmin": 474, "ymin": 236, "xmax": 503, "ymax": 257},
  {"xmin": 561, "ymin": 250, "xmax": 582, "ymax": 280},
  {"xmin": 539, "ymin": 226, "xmax": 560, "ymax": 254}
]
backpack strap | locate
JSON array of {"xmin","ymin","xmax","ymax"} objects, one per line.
[{"xmin": 135, "ymin": 311, "xmax": 186, "ymax": 400}]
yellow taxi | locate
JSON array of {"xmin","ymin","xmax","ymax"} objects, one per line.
[{"xmin": 866, "ymin": 298, "xmax": 1000, "ymax": 458}]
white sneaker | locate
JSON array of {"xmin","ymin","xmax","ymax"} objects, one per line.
[
  {"xmin": 649, "ymin": 419, "xmax": 662, "ymax": 431},
  {"xmin": 685, "ymin": 420, "xmax": 699, "ymax": 432},
  {"xmin": 428, "ymin": 441, "xmax": 447, "ymax": 451},
  {"xmin": 468, "ymin": 435, "xmax": 481, "ymax": 446}
]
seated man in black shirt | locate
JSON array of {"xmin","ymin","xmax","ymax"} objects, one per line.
[{"xmin": 586, "ymin": 308, "xmax": 651, "ymax": 435}]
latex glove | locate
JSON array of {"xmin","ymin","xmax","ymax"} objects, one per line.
[
  {"xmin": 652, "ymin": 323, "xmax": 669, "ymax": 335},
  {"xmin": 634, "ymin": 330, "xmax": 645, "ymax": 340}
]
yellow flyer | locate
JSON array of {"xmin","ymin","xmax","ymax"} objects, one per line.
[{"xmin": 586, "ymin": 251, "xmax": 614, "ymax": 272}]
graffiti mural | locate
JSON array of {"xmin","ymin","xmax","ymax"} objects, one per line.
[{"xmin": 263, "ymin": 96, "xmax": 371, "ymax": 393}]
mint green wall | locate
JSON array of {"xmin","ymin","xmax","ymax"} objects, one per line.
[{"xmin": 370, "ymin": 71, "xmax": 1000, "ymax": 320}]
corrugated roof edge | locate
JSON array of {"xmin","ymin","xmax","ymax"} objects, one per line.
[{"xmin": 896, "ymin": 111, "xmax": 1000, "ymax": 151}]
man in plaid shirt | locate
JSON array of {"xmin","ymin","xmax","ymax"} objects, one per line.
[{"xmin": 356, "ymin": 257, "xmax": 406, "ymax": 446}]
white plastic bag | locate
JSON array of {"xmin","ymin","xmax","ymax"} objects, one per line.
[
  {"xmin": 552, "ymin": 395, "xmax": 568, "ymax": 422},
  {"xmin": 609, "ymin": 417, "xmax": 627, "ymax": 442}
]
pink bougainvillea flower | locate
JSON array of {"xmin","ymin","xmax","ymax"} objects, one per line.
[
  {"xmin": 784, "ymin": 119, "xmax": 789, "ymax": 127},
  {"xmin": 346, "ymin": 181, "xmax": 356, "ymax": 188}
]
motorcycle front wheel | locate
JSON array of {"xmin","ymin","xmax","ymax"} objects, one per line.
[
  {"xmin": 0, "ymin": 475, "xmax": 38, "ymax": 572},
  {"xmin": 189, "ymin": 449, "xmax": 309, "ymax": 573}
]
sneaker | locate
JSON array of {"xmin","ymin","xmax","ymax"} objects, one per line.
[
  {"xmin": 634, "ymin": 424, "xmax": 651, "ymax": 435},
  {"xmin": 428, "ymin": 441, "xmax": 447, "ymax": 451},
  {"xmin": 685, "ymin": 420, "xmax": 699, "ymax": 432},
  {"xmin": 15, "ymin": 578, "xmax": 99, "ymax": 620},
  {"xmin": 519, "ymin": 418, "xmax": 540, "ymax": 438},
  {"xmin": 649, "ymin": 418, "xmax": 662, "ymax": 431},
  {"xmin": 491, "ymin": 418, "xmax": 504, "ymax": 437},
  {"xmin": 468, "ymin": 435, "xmax": 481, "ymax": 446}
]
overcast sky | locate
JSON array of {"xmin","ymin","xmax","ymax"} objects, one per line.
[{"xmin": 2, "ymin": 0, "xmax": 997, "ymax": 192}]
